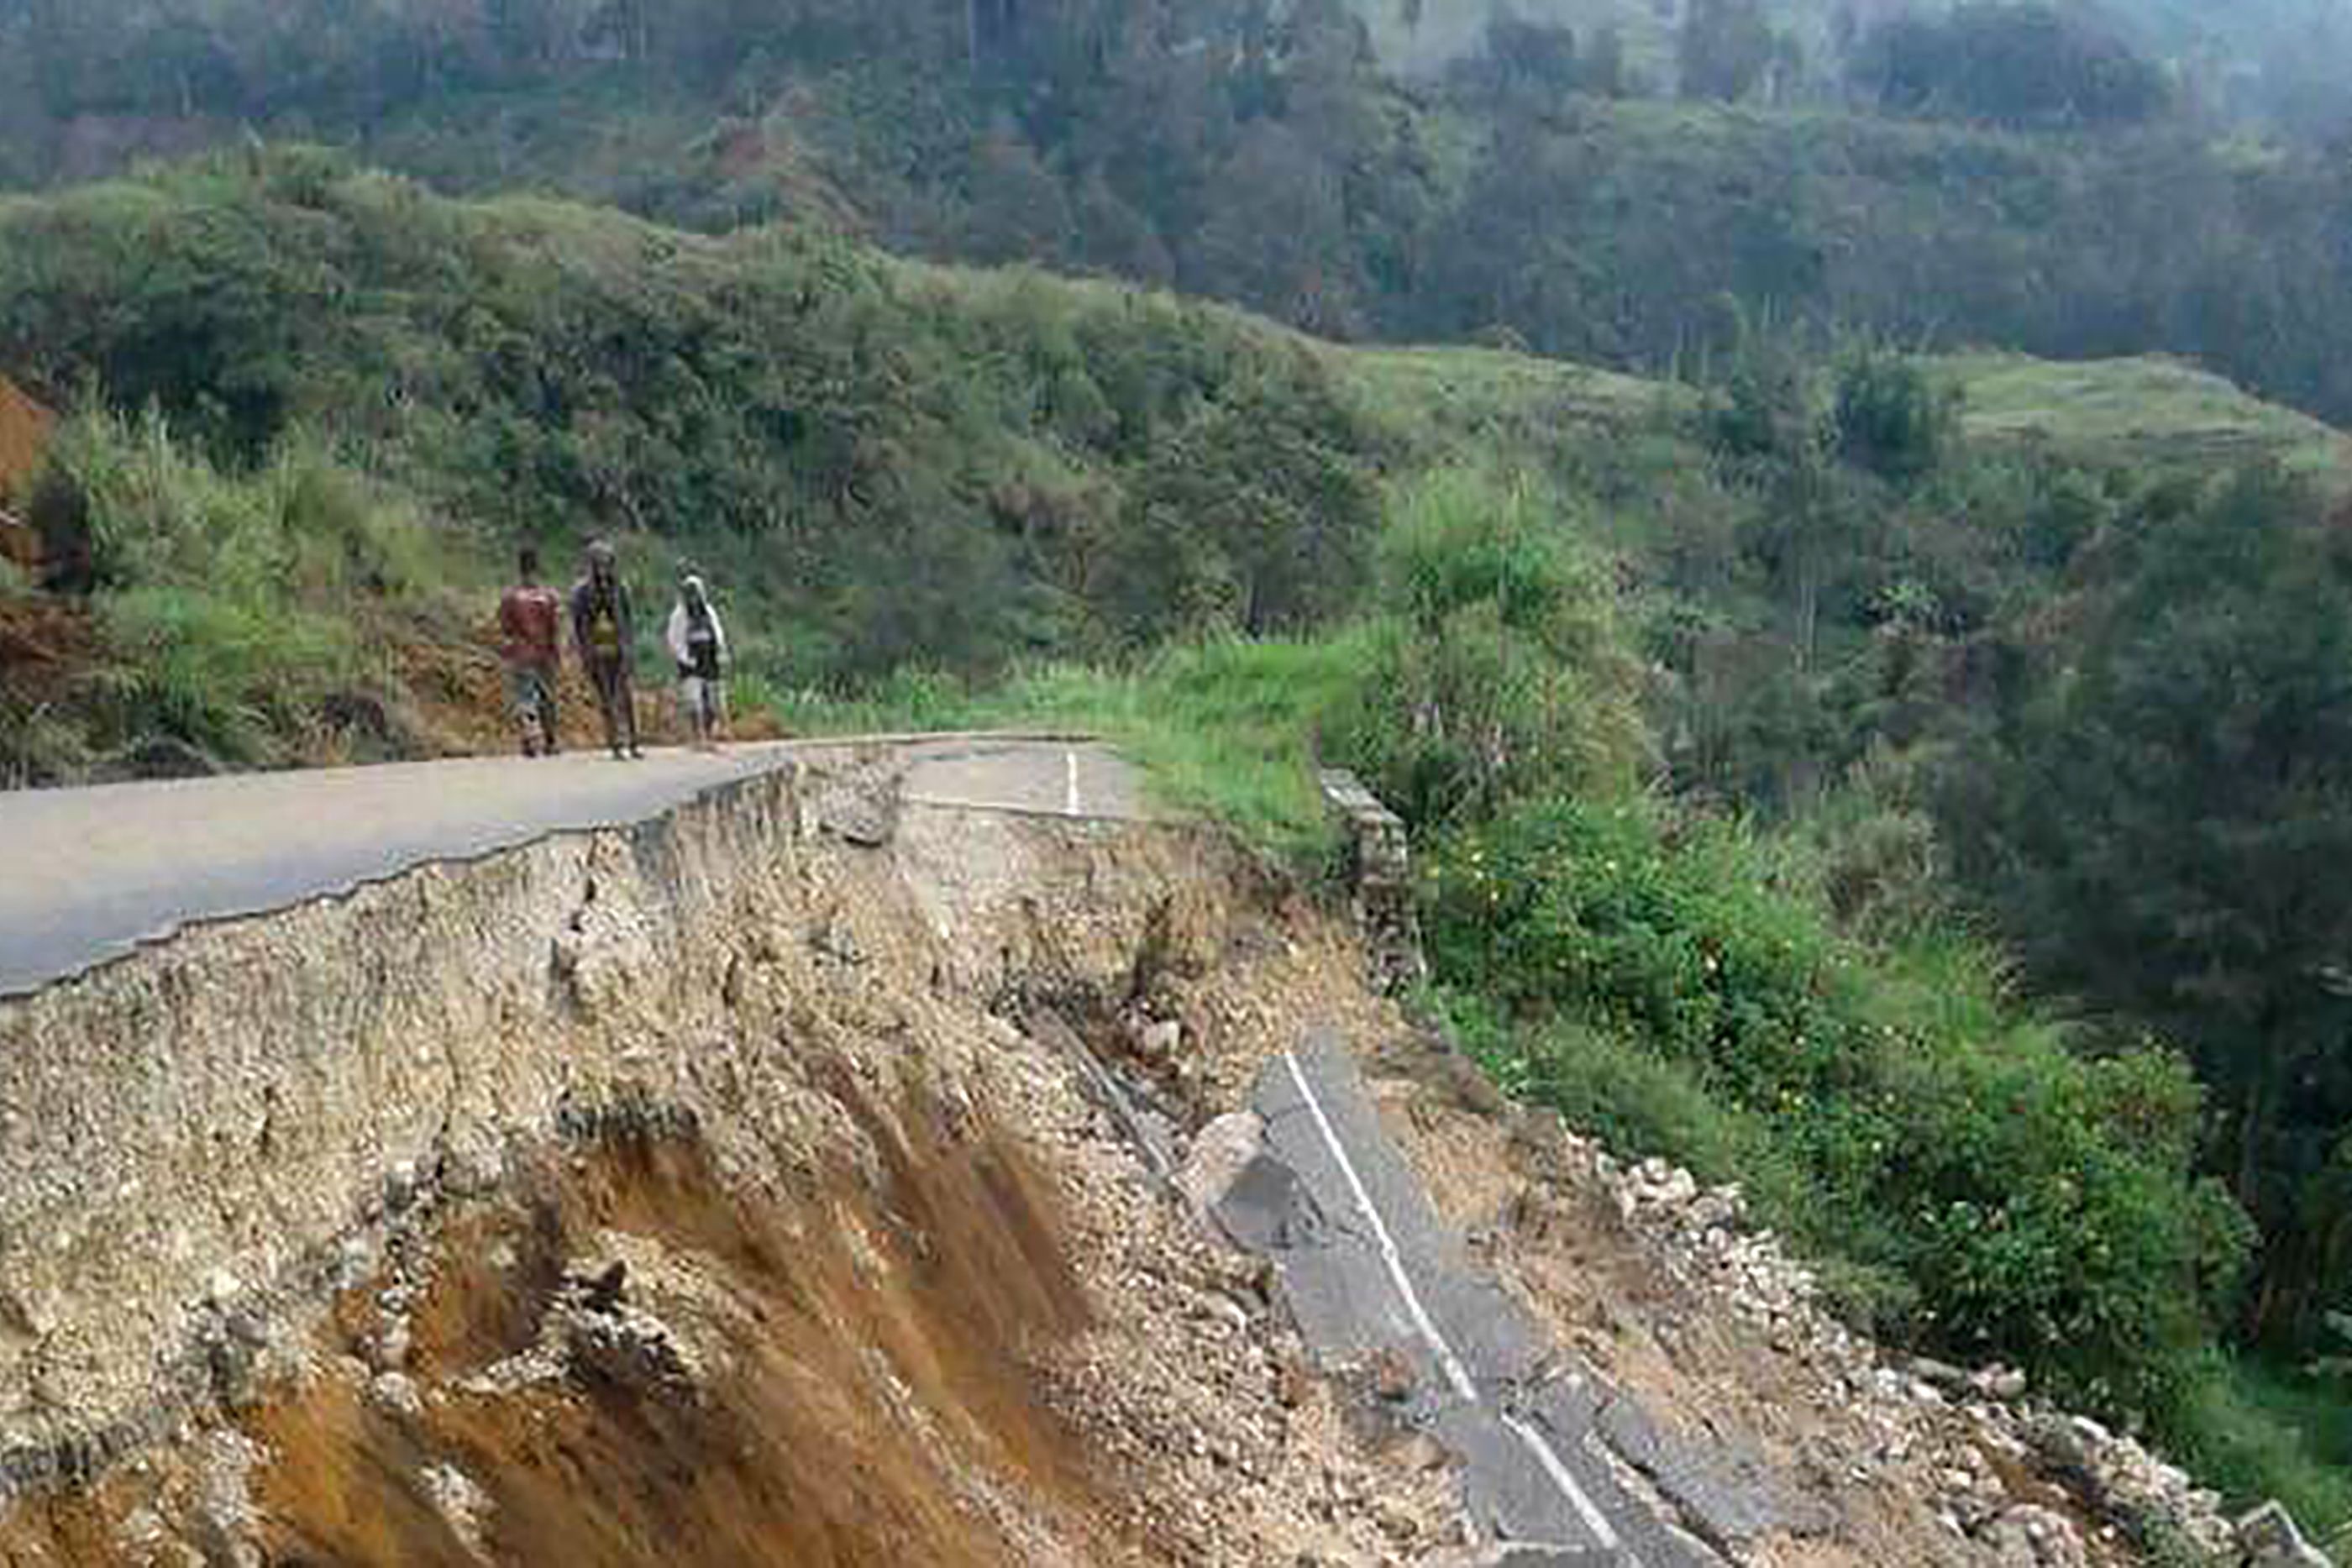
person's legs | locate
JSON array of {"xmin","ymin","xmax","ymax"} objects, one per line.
[
  {"xmin": 614, "ymin": 663, "xmax": 642, "ymax": 758},
  {"xmin": 590, "ymin": 658, "xmax": 625, "ymax": 757},
  {"xmin": 533, "ymin": 669, "xmax": 561, "ymax": 756},
  {"xmin": 505, "ymin": 664, "xmax": 541, "ymax": 757}
]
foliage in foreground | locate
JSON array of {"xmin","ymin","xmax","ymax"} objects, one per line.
[
  {"xmin": 1421, "ymin": 794, "xmax": 2250, "ymax": 1420},
  {"xmin": 4, "ymin": 411, "xmax": 466, "ymax": 778}
]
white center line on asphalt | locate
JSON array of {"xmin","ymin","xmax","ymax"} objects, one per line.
[
  {"xmin": 1282, "ymin": 1051, "xmax": 1477, "ymax": 1398},
  {"xmin": 1280, "ymin": 1049, "xmax": 1630, "ymax": 1559},
  {"xmin": 1064, "ymin": 748, "xmax": 1082, "ymax": 817},
  {"xmin": 1501, "ymin": 1410, "xmax": 1632, "ymax": 1559}
]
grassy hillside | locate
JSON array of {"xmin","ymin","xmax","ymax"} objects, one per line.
[
  {"xmin": 1331, "ymin": 336, "xmax": 2352, "ymax": 489},
  {"xmin": 1942, "ymin": 351, "xmax": 2352, "ymax": 485},
  {"xmin": 6, "ymin": 148, "xmax": 2342, "ymax": 787}
]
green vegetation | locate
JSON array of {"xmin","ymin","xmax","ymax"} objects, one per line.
[
  {"xmin": 1945, "ymin": 467, "xmax": 2352, "ymax": 1348},
  {"xmin": 2, "ymin": 409, "xmax": 472, "ymax": 780},
  {"xmin": 0, "ymin": 151, "xmax": 1393, "ymax": 775},
  {"xmin": 8, "ymin": 0, "xmax": 2352, "ymax": 434},
  {"xmin": 1425, "ymin": 792, "xmax": 2247, "ymax": 1413},
  {"xmin": 2, "ymin": 131, "xmax": 2349, "ymax": 1533},
  {"xmin": 1945, "ymin": 354, "xmax": 2352, "ymax": 488},
  {"xmin": 2183, "ymin": 1356, "xmax": 2352, "ymax": 1535},
  {"xmin": 1848, "ymin": 4, "xmax": 2174, "ymax": 128}
]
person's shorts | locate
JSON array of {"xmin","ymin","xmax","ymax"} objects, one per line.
[
  {"xmin": 680, "ymin": 674, "xmax": 725, "ymax": 722},
  {"xmin": 505, "ymin": 663, "xmax": 555, "ymax": 717}
]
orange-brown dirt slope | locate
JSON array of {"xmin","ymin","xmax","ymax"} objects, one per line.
[{"xmin": 0, "ymin": 375, "xmax": 49, "ymax": 504}]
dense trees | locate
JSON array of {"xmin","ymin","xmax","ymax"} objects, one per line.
[
  {"xmin": 1448, "ymin": 14, "xmax": 1632, "ymax": 105},
  {"xmin": 1614, "ymin": 329, "xmax": 2352, "ymax": 1366},
  {"xmin": 1850, "ymin": 4, "xmax": 2173, "ymax": 128},
  {"xmin": 1950, "ymin": 471, "xmax": 2352, "ymax": 1345},
  {"xmin": 1678, "ymin": 0, "xmax": 1796, "ymax": 103},
  {"xmin": 7, "ymin": 0, "xmax": 2352, "ymax": 431}
]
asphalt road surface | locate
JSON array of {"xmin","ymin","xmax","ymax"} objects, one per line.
[
  {"xmin": 1222, "ymin": 1032, "xmax": 1805, "ymax": 1567},
  {"xmin": 0, "ymin": 735, "xmax": 1137, "ymax": 998}
]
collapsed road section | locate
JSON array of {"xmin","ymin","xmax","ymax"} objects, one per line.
[
  {"xmin": 0, "ymin": 740, "xmax": 2240, "ymax": 1566},
  {"xmin": 1200, "ymin": 1032, "xmax": 1823, "ymax": 1568}
]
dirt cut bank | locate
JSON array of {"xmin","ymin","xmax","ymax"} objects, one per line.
[
  {"xmin": 0, "ymin": 746, "xmax": 2307, "ymax": 1567},
  {"xmin": 0, "ymin": 750, "xmax": 1466, "ymax": 1565}
]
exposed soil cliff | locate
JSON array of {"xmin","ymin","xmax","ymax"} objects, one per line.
[
  {"xmin": 0, "ymin": 754, "xmax": 1459, "ymax": 1564},
  {"xmin": 0, "ymin": 750, "xmax": 2302, "ymax": 1566}
]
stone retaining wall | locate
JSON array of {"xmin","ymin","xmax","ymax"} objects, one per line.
[{"xmin": 1318, "ymin": 767, "xmax": 1425, "ymax": 994}]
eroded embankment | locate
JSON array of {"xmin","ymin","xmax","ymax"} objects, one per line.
[
  {"xmin": 0, "ymin": 753, "xmax": 1459, "ymax": 1565},
  {"xmin": 4, "ymin": 749, "xmax": 2230, "ymax": 1568}
]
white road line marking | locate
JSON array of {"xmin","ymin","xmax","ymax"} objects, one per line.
[
  {"xmin": 1501, "ymin": 1411, "xmax": 1628, "ymax": 1555},
  {"xmin": 1282, "ymin": 1051, "xmax": 1476, "ymax": 1400},
  {"xmin": 1280, "ymin": 1049, "xmax": 1625, "ymax": 1556},
  {"xmin": 1064, "ymin": 748, "xmax": 1082, "ymax": 817}
]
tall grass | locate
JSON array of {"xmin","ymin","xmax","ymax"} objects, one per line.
[
  {"xmin": 2181, "ymin": 1359, "xmax": 2352, "ymax": 1538},
  {"xmin": 41, "ymin": 410, "xmax": 471, "ymax": 768}
]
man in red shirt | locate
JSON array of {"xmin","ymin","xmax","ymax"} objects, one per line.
[{"xmin": 497, "ymin": 546, "xmax": 564, "ymax": 758}]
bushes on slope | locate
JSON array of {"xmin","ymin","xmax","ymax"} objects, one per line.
[
  {"xmin": 0, "ymin": 152, "xmax": 1386, "ymax": 684},
  {"xmin": 28, "ymin": 410, "xmax": 464, "ymax": 770},
  {"xmin": 1421, "ymin": 793, "xmax": 2251, "ymax": 1424}
]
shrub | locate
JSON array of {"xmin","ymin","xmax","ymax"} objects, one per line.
[
  {"xmin": 36, "ymin": 408, "xmax": 457, "ymax": 768},
  {"xmin": 1324, "ymin": 466, "xmax": 1650, "ymax": 824},
  {"xmin": 1832, "ymin": 347, "xmax": 1958, "ymax": 485},
  {"xmin": 1423, "ymin": 793, "xmax": 2249, "ymax": 1421}
]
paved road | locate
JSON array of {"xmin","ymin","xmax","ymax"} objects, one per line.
[
  {"xmin": 901, "ymin": 735, "xmax": 1144, "ymax": 821},
  {"xmin": 0, "ymin": 735, "xmax": 1138, "ymax": 998},
  {"xmin": 1221, "ymin": 1033, "xmax": 1796, "ymax": 1567}
]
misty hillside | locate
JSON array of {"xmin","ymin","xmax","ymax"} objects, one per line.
[
  {"xmin": 6, "ymin": 0, "xmax": 2352, "ymax": 435},
  {"xmin": 2, "ymin": 0, "xmax": 2350, "ymax": 1554},
  {"xmin": 1355, "ymin": 0, "xmax": 2352, "ymax": 128}
]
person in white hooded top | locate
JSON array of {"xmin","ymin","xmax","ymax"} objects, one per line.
[{"xmin": 666, "ymin": 573, "xmax": 729, "ymax": 750}]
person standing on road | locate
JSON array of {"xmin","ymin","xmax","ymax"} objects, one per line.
[
  {"xmin": 666, "ymin": 572, "xmax": 729, "ymax": 752},
  {"xmin": 571, "ymin": 539, "xmax": 643, "ymax": 760},
  {"xmin": 497, "ymin": 546, "xmax": 564, "ymax": 758}
]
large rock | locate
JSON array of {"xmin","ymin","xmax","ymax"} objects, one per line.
[
  {"xmin": 1982, "ymin": 1503, "xmax": 2088, "ymax": 1568},
  {"xmin": 1179, "ymin": 1111, "xmax": 1265, "ymax": 1217},
  {"xmin": 2239, "ymin": 1501, "xmax": 2336, "ymax": 1568}
]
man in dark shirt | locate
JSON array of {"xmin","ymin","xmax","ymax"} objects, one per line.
[
  {"xmin": 496, "ymin": 546, "xmax": 564, "ymax": 758},
  {"xmin": 570, "ymin": 539, "xmax": 642, "ymax": 759}
]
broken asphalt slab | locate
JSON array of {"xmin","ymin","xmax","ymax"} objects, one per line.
[{"xmin": 1221, "ymin": 1029, "xmax": 1824, "ymax": 1566}]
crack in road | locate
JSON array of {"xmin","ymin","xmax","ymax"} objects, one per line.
[{"xmin": 1211, "ymin": 1034, "xmax": 1764, "ymax": 1568}]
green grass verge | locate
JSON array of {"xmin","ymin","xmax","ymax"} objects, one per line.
[
  {"xmin": 1941, "ymin": 351, "xmax": 2352, "ymax": 489},
  {"xmin": 765, "ymin": 634, "xmax": 1363, "ymax": 863}
]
